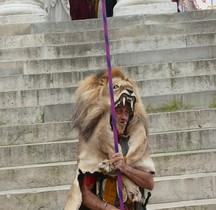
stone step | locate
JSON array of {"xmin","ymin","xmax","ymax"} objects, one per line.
[
  {"xmin": 0, "ymin": 172, "xmax": 215, "ymax": 209},
  {"xmin": 1, "ymin": 113, "xmax": 215, "ymax": 149},
  {"xmin": 144, "ymin": 90, "xmax": 216, "ymax": 114},
  {"xmin": 1, "ymin": 10, "xmax": 216, "ymax": 37},
  {"xmin": 152, "ymin": 172, "xmax": 216, "ymax": 204},
  {"xmin": 1, "ymin": 58, "xmax": 216, "ymax": 89},
  {"xmin": 1, "ymin": 118, "xmax": 215, "ymax": 149},
  {"xmin": 149, "ymin": 108, "xmax": 216, "ymax": 133},
  {"xmin": 1, "ymin": 121, "xmax": 215, "ymax": 167},
  {"xmin": 0, "ymin": 162, "xmax": 77, "ymax": 191},
  {"xmin": 1, "ymin": 44, "xmax": 215, "ymax": 76},
  {"xmin": 0, "ymin": 185, "xmax": 69, "ymax": 210},
  {"xmin": 0, "ymin": 121, "xmax": 76, "ymax": 146},
  {"xmin": 1, "ymin": 35, "xmax": 216, "ymax": 62},
  {"xmin": 1, "ymin": 53, "xmax": 216, "ymax": 78},
  {"xmin": 114, "ymin": 45, "xmax": 216, "ymax": 67},
  {"xmin": 153, "ymin": 149, "xmax": 216, "ymax": 176},
  {"xmin": 1, "ymin": 106, "xmax": 216, "ymax": 132},
  {"xmin": 0, "ymin": 140, "xmax": 77, "ymax": 168},
  {"xmin": 1, "ymin": 73, "xmax": 216, "ymax": 109},
  {"xmin": 1, "ymin": 24, "xmax": 216, "ymax": 50},
  {"xmin": 150, "ymin": 127, "xmax": 216, "ymax": 154},
  {"xmin": 0, "ymin": 148, "xmax": 215, "ymax": 190},
  {"xmin": 1, "ymin": 88, "xmax": 216, "ymax": 125},
  {"xmin": 148, "ymin": 198, "xmax": 216, "ymax": 210}
]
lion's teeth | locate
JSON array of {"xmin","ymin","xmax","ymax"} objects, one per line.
[
  {"xmin": 115, "ymin": 101, "xmax": 120, "ymax": 107},
  {"xmin": 123, "ymin": 97, "xmax": 126, "ymax": 105}
]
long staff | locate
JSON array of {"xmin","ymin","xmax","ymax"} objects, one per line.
[{"xmin": 101, "ymin": 1, "xmax": 125, "ymax": 210}]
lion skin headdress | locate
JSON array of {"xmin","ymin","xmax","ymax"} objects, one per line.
[{"xmin": 64, "ymin": 68, "xmax": 155, "ymax": 210}]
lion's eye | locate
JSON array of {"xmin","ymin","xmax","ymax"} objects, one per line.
[{"xmin": 113, "ymin": 85, "xmax": 119, "ymax": 90}]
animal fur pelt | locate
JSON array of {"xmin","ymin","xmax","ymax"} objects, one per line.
[{"xmin": 64, "ymin": 68, "xmax": 155, "ymax": 210}]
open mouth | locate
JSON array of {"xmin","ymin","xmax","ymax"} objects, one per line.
[
  {"xmin": 119, "ymin": 120, "xmax": 127, "ymax": 125},
  {"xmin": 115, "ymin": 91, "xmax": 136, "ymax": 111}
]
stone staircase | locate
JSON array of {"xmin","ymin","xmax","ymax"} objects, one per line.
[{"xmin": 0, "ymin": 9, "xmax": 216, "ymax": 210}]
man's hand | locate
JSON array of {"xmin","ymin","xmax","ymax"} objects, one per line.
[
  {"xmin": 112, "ymin": 153, "xmax": 127, "ymax": 172},
  {"xmin": 111, "ymin": 153, "xmax": 154, "ymax": 191}
]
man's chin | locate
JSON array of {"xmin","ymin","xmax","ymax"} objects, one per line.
[{"xmin": 117, "ymin": 124, "xmax": 126, "ymax": 135}]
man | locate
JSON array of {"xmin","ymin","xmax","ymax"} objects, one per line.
[
  {"xmin": 79, "ymin": 104, "xmax": 154, "ymax": 210},
  {"xmin": 64, "ymin": 68, "xmax": 155, "ymax": 210}
]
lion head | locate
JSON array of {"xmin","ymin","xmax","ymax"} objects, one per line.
[{"xmin": 72, "ymin": 67, "xmax": 148, "ymax": 141}]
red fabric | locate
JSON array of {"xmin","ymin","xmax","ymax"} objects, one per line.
[
  {"xmin": 79, "ymin": 174, "xmax": 96, "ymax": 187},
  {"xmin": 69, "ymin": 0, "xmax": 90, "ymax": 20},
  {"xmin": 86, "ymin": 175, "xmax": 96, "ymax": 186}
]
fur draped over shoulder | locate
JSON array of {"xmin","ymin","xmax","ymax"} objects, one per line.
[{"xmin": 64, "ymin": 68, "xmax": 155, "ymax": 210}]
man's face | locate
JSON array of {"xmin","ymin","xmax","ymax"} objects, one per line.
[{"xmin": 115, "ymin": 106, "xmax": 130, "ymax": 135}]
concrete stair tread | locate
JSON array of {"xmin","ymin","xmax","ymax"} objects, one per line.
[
  {"xmin": 0, "ymin": 109, "xmax": 216, "ymax": 141},
  {"xmin": 0, "ymin": 148, "xmax": 216, "ymax": 176},
  {"xmin": 0, "ymin": 88, "xmax": 215, "ymax": 112},
  {"xmin": 148, "ymin": 198, "xmax": 216, "ymax": 210},
  {"xmin": 0, "ymin": 160, "xmax": 76, "ymax": 171},
  {"xmin": 1, "ymin": 41, "xmax": 216, "ymax": 62},
  {"xmin": 0, "ymin": 162, "xmax": 75, "ymax": 191},
  {"xmin": 0, "ymin": 138, "xmax": 215, "ymax": 175},
  {"xmin": 0, "ymin": 139, "xmax": 78, "ymax": 149},
  {"xmin": 154, "ymin": 172, "xmax": 216, "ymax": 181},
  {"xmin": 1, "ymin": 122, "xmax": 216, "ymax": 157},
  {"xmin": 152, "ymin": 125, "xmax": 216, "ymax": 135},
  {"xmin": 1, "ymin": 56, "xmax": 215, "ymax": 77},
  {"xmin": 1, "ymin": 46, "xmax": 215, "ymax": 77},
  {"xmin": 153, "ymin": 148, "xmax": 216, "ymax": 156},
  {"xmin": 0, "ymin": 121, "xmax": 77, "ymax": 146},
  {"xmin": 0, "ymin": 137, "xmax": 214, "ymax": 154},
  {"xmin": 1, "ymin": 10, "xmax": 216, "ymax": 36},
  {"xmin": 0, "ymin": 157, "xmax": 216, "ymax": 191},
  {"xmin": 1, "ymin": 95, "xmax": 216, "ymax": 126},
  {"xmin": 152, "ymin": 172, "xmax": 216, "ymax": 204},
  {"xmin": 1, "ymin": 29, "xmax": 216, "ymax": 50},
  {"xmin": 1, "ymin": 57, "xmax": 216, "ymax": 84},
  {"xmin": 0, "ymin": 167, "xmax": 215, "ymax": 189},
  {"xmin": 0, "ymin": 74, "xmax": 215, "ymax": 103},
  {"xmin": 0, "ymin": 172, "xmax": 215, "ymax": 205},
  {"xmin": 0, "ymin": 184, "xmax": 70, "ymax": 196},
  {"xmin": 0, "ymin": 71, "xmax": 216, "ymax": 92},
  {"xmin": 114, "ymin": 44, "xmax": 216, "ymax": 66},
  {"xmin": 1, "ymin": 106, "xmax": 216, "ymax": 131}
]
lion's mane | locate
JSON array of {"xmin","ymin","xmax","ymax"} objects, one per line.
[{"xmin": 72, "ymin": 67, "xmax": 148, "ymax": 142}]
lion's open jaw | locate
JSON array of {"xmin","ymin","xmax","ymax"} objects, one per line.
[{"xmin": 114, "ymin": 90, "xmax": 136, "ymax": 113}]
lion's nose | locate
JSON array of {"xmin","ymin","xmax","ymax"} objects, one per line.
[{"xmin": 126, "ymin": 89, "xmax": 133, "ymax": 95}]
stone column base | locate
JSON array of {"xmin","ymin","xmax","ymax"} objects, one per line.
[
  {"xmin": 113, "ymin": 0, "xmax": 177, "ymax": 16},
  {"xmin": 0, "ymin": 0, "xmax": 48, "ymax": 24}
]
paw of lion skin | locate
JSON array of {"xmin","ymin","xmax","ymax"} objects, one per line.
[
  {"xmin": 125, "ymin": 183, "xmax": 142, "ymax": 203},
  {"xmin": 128, "ymin": 189, "xmax": 142, "ymax": 203},
  {"xmin": 98, "ymin": 159, "xmax": 116, "ymax": 175}
]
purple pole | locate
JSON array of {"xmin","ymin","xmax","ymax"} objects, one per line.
[{"xmin": 101, "ymin": 1, "xmax": 125, "ymax": 210}]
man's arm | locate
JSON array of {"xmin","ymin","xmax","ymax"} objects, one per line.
[
  {"xmin": 81, "ymin": 175, "xmax": 119, "ymax": 210},
  {"xmin": 112, "ymin": 153, "xmax": 154, "ymax": 190}
]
